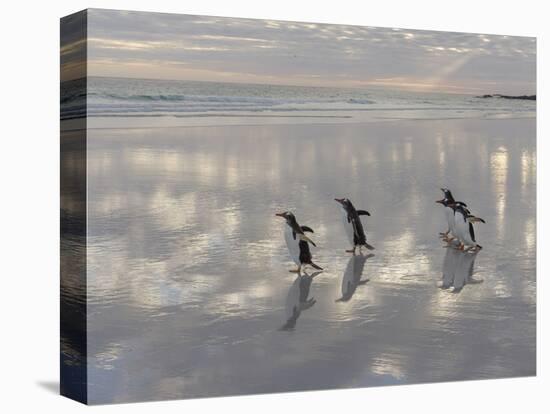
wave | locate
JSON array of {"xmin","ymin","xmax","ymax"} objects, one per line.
[
  {"xmin": 63, "ymin": 92, "xmax": 379, "ymax": 119},
  {"xmin": 347, "ymin": 98, "xmax": 375, "ymax": 105},
  {"xmin": 88, "ymin": 92, "xmax": 377, "ymax": 105},
  {"xmin": 98, "ymin": 93, "xmax": 190, "ymax": 102}
]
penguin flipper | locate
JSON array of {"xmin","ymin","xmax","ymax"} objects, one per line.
[
  {"xmin": 469, "ymin": 222, "xmax": 476, "ymax": 243},
  {"xmin": 357, "ymin": 210, "xmax": 371, "ymax": 216},
  {"xmin": 308, "ymin": 261, "xmax": 323, "ymax": 270},
  {"xmin": 301, "ymin": 225, "xmax": 314, "ymax": 233},
  {"xmin": 299, "ymin": 234, "xmax": 317, "ymax": 247}
]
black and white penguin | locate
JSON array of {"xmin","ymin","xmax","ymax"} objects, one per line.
[
  {"xmin": 436, "ymin": 188, "xmax": 470, "ymax": 243},
  {"xmin": 436, "ymin": 188, "xmax": 458, "ymax": 240},
  {"xmin": 334, "ymin": 198, "xmax": 374, "ymax": 254},
  {"xmin": 275, "ymin": 211, "xmax": 323, "ymax": 273},
  {"xmin": 452, "ymin": 203, "xmax": 485, "ymax": 252}
]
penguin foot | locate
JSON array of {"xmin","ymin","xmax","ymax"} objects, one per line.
[
  {"xmin": 289, "ymin": 268, "xmax": 301, "ymax": 273},
  {"xmin": 346, "ymin": 249, "xmax": 356, "ymax": 254},
  {"xmin": 363, "ymin": 243, "xmax": 375, "ymax": 251}
]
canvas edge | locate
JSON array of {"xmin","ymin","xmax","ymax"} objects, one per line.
[{"xmin": 60, "ymin": 8, "xmax": 88, "ymax": 405}]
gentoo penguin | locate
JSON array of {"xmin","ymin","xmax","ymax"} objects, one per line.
[
  {"xmin": 436, "ymin": 188, "xmax": 459, "ymax": 240},
  {"xmin": 335, "ymin": 198, "xmax": 374, "ymax": 254},
  {"xmin": 335, "ymin": 253, "xmax": 373, "ymax": 302},
  {"xmin": 280, "ymin": 271, "xmax": 321, "ymax": 331},
  {"xmin": 275, "ymin": 211, "xmax": 323, "ymax": 273},
  {"xmin": 453, "ymin": 203, "xmax": 485, "ymax": 252}
]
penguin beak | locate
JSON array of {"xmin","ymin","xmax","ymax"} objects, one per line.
[
  {"xmin": 436, "ymin": 199, "xmax": 444, "ymax": 204},
  {"xmin": 275, "ymin": 212, "xmax": 285, "ymax": 218},
  {"xmin": 334, "ymin": 198, "xmax": 344, "ymax": 204}
]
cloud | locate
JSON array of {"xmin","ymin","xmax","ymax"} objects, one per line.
[{"xmin": 85, "ymin": 9, "xmax": 536, "ymax": 94}]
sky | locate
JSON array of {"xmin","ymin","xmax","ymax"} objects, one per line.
[{"xmin": 63, "ymin": 9, "xmax": 536, "ymax": 94}]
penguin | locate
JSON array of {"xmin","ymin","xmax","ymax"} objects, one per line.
[
  {"xmin": 436, "ymin": 188, "xmax": 471, "ymax": 243},
  {"xmin": 436, "ymin": 188, "xmax": 458, "ymax": 240},
  {"xmin": 334, "ymin": 198, "xmax": 374, "ymax": 254},
  {"xmin": 275, "ymin": 211, "xmax": 323, "ymax": 273},
  {"xmin": 453, "ymin": 203, "xmax": 485, "ymax": 252},
  {"xmin": 335, "ymin": 253, "xmax": 373, "ymax": 302}
]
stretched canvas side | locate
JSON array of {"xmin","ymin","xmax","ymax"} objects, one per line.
[{"xmin": 60, "ymin": 9, "xmax": 88, "ymax": 404}]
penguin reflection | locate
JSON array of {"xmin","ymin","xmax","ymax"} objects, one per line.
[
  {"xmin": 336, "ymin": 253, "xmax": 374, "ymax": 302},
  {"xmin": 439, "ymin": 248, "xmax": 483, "ymax": 293},
  {"xmin": 280, "ymin": 271, "xmax": 322, "ymax": 331}
]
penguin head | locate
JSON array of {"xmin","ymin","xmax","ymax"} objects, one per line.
[
  {"xmin": 275, "ymin": 211, "xmax": 297, "ymax": 225},
  {"xmin": 440, "ymin": 188, "xmax": 455, "ymax": 203},
  {"xmin": 436, "ymin": 198, "xmax": 457, "ymax": 207},
  {"xmin": 335, "ymin": 198, "xmax": 353, "ymax": 212},
  {"xmin": 454, "ymin": 203, "xmax": 469, "ymax": 216},
  {"xmin": 454, "ymin": 201, "xmax": 470, "ymax": 214}
]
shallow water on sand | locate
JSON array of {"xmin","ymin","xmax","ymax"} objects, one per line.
[{"xmin": 80, "ymin": 118, "xmax": 535, "ymax": 403}]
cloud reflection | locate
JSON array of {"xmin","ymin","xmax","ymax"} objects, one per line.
[{"xmin": 82, "ymin": 118, "xmax": 535, "ymax": 402}]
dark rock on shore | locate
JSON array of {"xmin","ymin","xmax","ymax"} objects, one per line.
[{"xmin": 476, "ymin": 94, "xmax": 536, "ymax": 101}]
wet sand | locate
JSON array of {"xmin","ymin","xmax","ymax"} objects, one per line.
[{"xmin": 80, "ymin": 118, "xmax": 535, "ymax": 403}]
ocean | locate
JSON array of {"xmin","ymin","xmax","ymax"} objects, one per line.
[{"xmin": 61, "ymin": 77, "xmax": 536, "ymax": 127}]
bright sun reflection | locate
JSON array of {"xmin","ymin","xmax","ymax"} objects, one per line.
[
  {"xmin": 490, "ymin": 147, "xmax": 508, "ymax": 238},
  {"xmin": 521, "ymin": 150, "xmax": 536, "ymax": 195}
]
